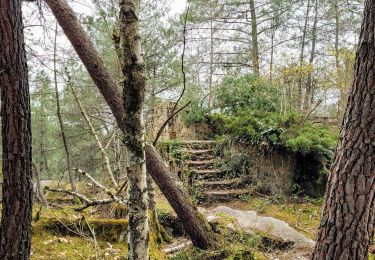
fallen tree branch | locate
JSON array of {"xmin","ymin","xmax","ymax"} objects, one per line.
[
  {"xmin": 73, "ymin": 168, "xmax": 126, "ymax": 205},
  {"xmin": 44, "ymin": 187, "xmax": 121, "ymax": 212},
  {"xmin": 163, "ymin": 240, "xmax": 193, "ymax": 254}
]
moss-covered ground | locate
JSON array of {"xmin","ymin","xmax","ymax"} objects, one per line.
[{"xmin": 30, "ymin": 192, "xmax": 375, "ymax": 259}]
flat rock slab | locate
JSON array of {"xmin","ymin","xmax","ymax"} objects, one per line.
[{"xmin": 200, "ymin": 206, "xmax": 315, "ymax": 249}]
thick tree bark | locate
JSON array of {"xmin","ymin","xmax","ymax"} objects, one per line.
[
  {"xmin": 145, "ymin": 145, "xmax": 216, "ymax": 248},
  {"xmin": 312, "ymin": 1, "xmax": 375, "ymax": 258},
  {"xmin": 249, "ymin": 0, "xmax": 260, "ymax": 76},
  {"xmin": 0, "ymin": 1, "xmax": 33, "ymax": 258},
  {"xmin": 44, "ymin": 0, "xmax": 216, "ymax": 249},
  {"xmin": 119, "ymin": 0, "xmax": 150, "ymax": 258}
]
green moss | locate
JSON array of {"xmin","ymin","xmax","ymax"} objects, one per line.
[
  {"xmin": 31, "ymin": 205, "xmax": 167, "ymax": 259},
  {"xmin": 158, "ymin": 139, "xmax": 187, "ymax": 162}
]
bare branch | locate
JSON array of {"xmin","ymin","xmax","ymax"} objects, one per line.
[
  {"xmin": 153, "ymin": 5, "xmax": 190, "ymax": 145},
  {"xmin": 74, "ymin": 168, "xmax": 126, "ymax": 205},
  {"xmin": 66, "ymin": 75, "xmax": 119, "ymax": 190}
]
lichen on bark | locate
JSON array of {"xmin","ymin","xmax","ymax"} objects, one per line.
[{"xmin": 119, "ymin": 0, "xmax": 150, "ymax": 259}]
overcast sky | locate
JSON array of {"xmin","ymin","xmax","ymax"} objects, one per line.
[{"xmin": 170, "ymin": 0, "xmax": 187, "ymax": 15}]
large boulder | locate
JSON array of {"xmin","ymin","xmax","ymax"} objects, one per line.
[{"xmin": 201, "ymin": 206, "xmax": 315, "ymax": 250}]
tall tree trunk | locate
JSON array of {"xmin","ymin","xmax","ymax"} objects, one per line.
[
  {"xmin": 269, "ymin": 18, "xmax": 276, "ymax": 83},
  {"xmin": 334, "ymin": 0, "xmax": 343, "ymax": 116},
  {"xmin": 45, "ymin": 0, "xmax": 217, "ymax": 249},
  {"xmin": 53, "ymin": 24, "xmax": 76, "ymax": 192},
  {"xmin": 119, "ymin": 1, "xmax": 149, "ymax": 258},
  {"xmin": 249, "ymin": 0, "xmax": 260, "ymax": 76},
  {"xmin": 312, "ymin": 1, "xmax": 375, "ymax": 258},
  {"xmin": 208, "ymin": 19, "xmax": 214, "ymax": 108},
  {"xmin": 0, "ymin": 1, "xmax": 33, "ymax": 258},
  {"xmin": 298, "ymin": 0, "xmax": 311, "ymax": 110},
  {"xmin": 39, "ymin": 92, "xmax": 49, "ymax": 172},
  {"xmin": 303, "ymin": 0, "xmax": 318, "ymax": 112}
]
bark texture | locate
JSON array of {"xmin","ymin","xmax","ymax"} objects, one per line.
[
  {"xmin": 120, "ymin": 0, "xmax": 150, "ymax": 258},
  {"xmin": 145, "ymin": 145, "xmax": 216, "ymax": 248},
  {"xmin": 312, "ymin": 1, "xmax": 375, "ymax": 258},
  {"xmin": 45, "ymin": 0, "xmax": 216, "ymax": 249},
  {"xmin": 0, "ymin": 1, "xmax": 33, "ymax": 258}
]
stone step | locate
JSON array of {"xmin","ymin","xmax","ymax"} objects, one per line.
[
  {"xmin": 183, "ymin": 149, "xmax": 214, "ymax": 155},
  {"xmin": 186, "ymin": 159, "xmax": 216, "ymax": 166},
  {"xmin": 191, "ymin": 169, "xmax": 225, "ymax": 180},
  {"xmin": 203, "ymin": 178, "xmax": 243, "ymax": 190},
  {"xmin": 179, "ymin": 140, "xmax": 216, "ymax": 150},
  {"xmin": 202, "ymin": 189, "xmax": 251, "ymax": 203},
  {"xmin": 180, "ymin": 140, "xmax": 216, "ymax": 145},
  {"xmin": 186, "ymin": 160, "xmax": 216, "ymax": 170},
  {"xmin": 183, "ymin": 149, "xmax": 216, "ymax": 161}
]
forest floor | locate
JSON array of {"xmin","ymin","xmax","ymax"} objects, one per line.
[{"xmin": 30, "ymin": 186, "xmax": 324, "ymax": 260}]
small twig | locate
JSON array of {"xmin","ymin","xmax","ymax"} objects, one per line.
[
  {"xmin": 45, "ymin": 187, "xmax": 119, "ymax": 211},
  {"xmin": 45, "ymin": 187, "xmax": 93, "ymax": 204},
  {"xmin": 153, "ymin": 4, "xmax": 190, "ymax": 145},
  {"xmin": 83, "ymin": 216, "xmax": 99, "ymax": 259},
  {"xmin": 105, "ymin": 129, "xmax": 120, "ymax": 150},
  {"xmin": 116, "ymin": 178, "xmax": 128, "ymax": 195},
  {"xmin": 302, "ymin": 99, "xmax": 323, "ymax": 125},
  {"xmin": 74, "ymin": 168, "xmax": 126, "ymax": 205},
  {"xmin": 153, "ymin": 101, "xmax": 191, "ymax": 145}
]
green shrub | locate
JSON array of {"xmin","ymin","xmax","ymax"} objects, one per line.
[
  {"xmin": 181, "ymin": 99, "xmax": 207, "ymax": 126},
  {"xmin": 215, "ymin": 74, "xmax": 281, "ymax": 114},
  {"xmin": 211, "ymin": 110, "xmax": 337, "ymax": 157}
]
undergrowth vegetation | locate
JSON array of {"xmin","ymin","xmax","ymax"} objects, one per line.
[{"xmin": 181, "ymin": 74, "xmax": 339, "ymax": 196}]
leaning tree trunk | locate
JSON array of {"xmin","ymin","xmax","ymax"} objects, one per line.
[
  {"xmin": 44, "ymin": 0, "xmax": 216, "ymax": 249},
  {"xmin": 120, "ymin": 0, "xmax": 149, "ymax": 258},
  {"xmin": 146, "ymin": 145, "xmax": 217, "ymax": 247},
  {"xmin": 312, "ymin": 1, "xmax": 375, "ymax": 259},
  {"xmin": 0, "ymin": 0, "xmax": 33, "ymax": 259}
]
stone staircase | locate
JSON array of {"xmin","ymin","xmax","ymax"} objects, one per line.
[{"xmin": 180, "ymin": 140, "xmax": 251, "ymax": 204}]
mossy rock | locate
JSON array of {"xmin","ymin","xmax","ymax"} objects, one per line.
[{"xmin": 41, "ymin": 217, "xmax": 129, "ymax": 242}]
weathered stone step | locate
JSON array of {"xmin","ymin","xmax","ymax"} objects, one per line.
[
  {"xmin": 180, "ymin": 140, "xmax": 216, "ymax": 145},
  {"xmin": 203, "ymin": 178, "xmax": 243, "ymax": 190},
  {"xmin": 187, "ymin": 159, "xmax": 215, "ymax": 166},
  {"xmin": 180, "ymin": 140, "xmax": 216, "ymax": 150},
  {"xmin": 191, "ymin": 169, "xmax": 225, "ymax": 180},
  {"xmin": 187, "ymin": 159, "xmax": 216, "ymax": 170},
  {"xmin": 183, "ymin": 149, "xmax": 214, "ymax": 155},
  {"xmin": 202, "ymin": 189, "xmax": 251, "ymax": 203},
  {"xmin": 183, "ymin": 149, "xmax": 216, "ymax": 161}
]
